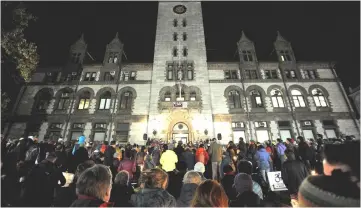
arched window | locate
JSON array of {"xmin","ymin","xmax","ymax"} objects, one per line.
[
  {"xmin": 228, "ymin": 90, "xmax": 241, "ymax": 109},
  {"xmin": 34, "ymin": 90, "xmax": 52, "ymax": 111},
  {"xmin": 250, "ymin": 90, "xmax": 263, "ymax": 108},
  {"xmin": 190, "ymin": 92, "xmax": 196, "ymax": 101},
  {"xmin": 271, "ymin": 89, "xmax": 284, "ymax": 108},
  {"xmin": 291, "ymin": 89, "xmax": 306, "ymax": 107},
  {"xmin": 98, "ymin": 92, "xmax": 112, "ymax": 110},
  {"xmin": 113, "ymin": 55, "xmax": 118, "ymax": 64},
  {"xmin": 57, "ymin": 91, "xmax": 71, "ymax": 110},
  {"xmin": 78, "ymin": 91, "xmax": 91, "ymax": 110},
  {"xmin": 312, "ymin": 89, "xmax": 328, "ymax": 107},
  {"xmin": 120, "ymin": 91, "xmax": 133, "ymax": 110},
  {"xmin": 164, "ymin": 92, "xmax": 171, "ymax": 102}
]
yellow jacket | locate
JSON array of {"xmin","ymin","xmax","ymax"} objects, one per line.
[{"xmin": 160, "ymin": 150, "xmax": 178, "ymax": 172}]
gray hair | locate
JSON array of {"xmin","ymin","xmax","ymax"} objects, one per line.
[
  {"xmin": 114, "ymin": 170, "xmax": 129, "ymax": 185},
  {"xmin": 76, "ymin": 164, "xmax": 112, "ymax": 200},
  {"xmin": 183, "ymin": 170, "xmax": 202, "ymax": 185}
]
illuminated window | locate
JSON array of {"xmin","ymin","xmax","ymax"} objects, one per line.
[
  {"xmin": 279, "ymin": 50, "xmax": 292, "ymax": 62},
  {"xmin": 312, "ymin": 89, "xmax": 328, "ymax": 107},
  {"xmin": 304, "ymin": 70, "xmax": 317, "ymax": 79},
  {"xmin": 78, "ymin": 91, "xmax": 91, "ymax": 110},
  {"xmin": 190, "ymin": 92, "xmax": 196, "ymax": 101},
  {"xmin": 285, "ymin": 70, "xmax": 297, "ymax": 79},
  {"xmin": 98, "ymin": 91, "xmax": 112, "ymax": 110},
  {"xmin": 84, "ymin": 72, "xmax": 97, "ymax": 81},
  {"xmin": 271, "ymin": 89, "xmax": 284, "ymax": 108},
  {"xmin": 129, "ymin": 71, "xmax": 136, "ymax": 81},
  {"xmin": 176, "ymin": 90, "xmax": 185, "ymax": 101},
  {"xmin": 225, "ymin": 70, "xmax": 238, "ymax": 79},
  {"xmin": 264, "ymin": 70, "xmax": 278, "ymax": 79},
  {"xmin": 250, "ymin": 90, "xmax": 263, "ymax": 108},
  {"xmin": 164, "ymin": 92, "xmax": 171, "ymax": 101},
  {"xmin": 120, "ymin": 91, "xmax": 133, "ymax": 110},
  {"xmin": 291, "ymin": 90, "xmax": 306, "ymax": 107}
]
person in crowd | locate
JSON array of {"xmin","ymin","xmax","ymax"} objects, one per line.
[
  {"xmin": 100, "ymin": 141, "xmax": 108, "ymax": 154},
  {"xmin": 167, "ymin": 161, "xmax": 187, "ymax": 199},
  {"xmin": 136, "ymin": 146, "xmax": 146, "ymax": 171},
  {"xmin": 195, "ymin": 143, "xmax": 209, "ymax": 165},
  {"xmin": 276, "ymin": 139, "xmax": 287, "ymax": 167},
  {"xmin": 21, "ymin": 152, "xmax": 66, "ymax": 207},
  {"xmin": 73, "ymin": 136, "xmax": 89, "ymax": 171},
  {"xmin": 104, "ymin": 140, "xmax": 116, "ymax": 167},
  {"xmin": 238, "ymin": 137, "xmax": 247, "ymax": 159},
  {"xmin": 208, "ymin": 138, "xmax": 223, "ymax": 181},
  {"xmin": 24, "ymin": 136, "xmax": 39, "ymax": 164},
  {"xmin": 194, "ymin": 162, "xmax": 207, "ymax": 181},
  {"xmin": 191, "ymin": 179, "xmax": 229, "ymax": 207},
  {"xmin": 254, "ymin": 144, "xmax": 271, "ymax": 183},
  {"xmin": 221, "ymin": 165, "xmax": 237, "ymax": 201},
  {"xmin": 220, "ymin": 151, "xmax": 233, "ymax": 179},
  {"xmin": 70, "ymin": 164, "xmax": 113, "ymax": 207},
  {"xmin": 281, "ymin": 149, "xmax": 309, "ymax": 199},
  {"xmin": 130, "ymin": 168, "xmax": 176, "ymax": 207},
  {"xmin": 55, "ymin": 143, "xmax": 67, "ymax": 172},
  {"xmin": 298, "ymin": 170, "xmax": 360, "ymax": 207},
  {"xmin": 152, "ymin": 146, "xmax": 161, "ymax": 167},
  {"xmin": 118, "ymin": 150, "xmax": 136, "ymax": 180},
  {"xmin": 230, "ymin": 173, "xmax": 261, "ymax": 207},
  {"xmin": 182, "ymin": 147, "xmax": 195, "ymax": 170},
  {"xmin": 227, "ymin": 141, "xmax": 237, "ymax": 160},
  {"xmin": 111, "ymin": 152, "xmax": 120, "ymax": 179},
  {"xmin": 177, "ymin": 170, "xmax": 202, "ymax": 207},
  {"xmin": 237, "ymin": 160, "xmax": 264, "ymax": 200},
  {"xmin": 53, "ymin": 160, "xmax": 95, "ymax": 207},
  {"xmin": 144, "ymin": 147, "xmax": 156, "ymax": 170},
  {"xmin": 110, "ymin": 170, "xmax": 134, "ymax": 207},
  {"xmin": 297, "ymin": 136, "xmax": 313, "ymax": 170},
  {"xmin": 160, "ymin": 144, "xmax": 178, "ymax": 172},
  {"xmin": 174, "ymin": 141, "xmax": 185, "ymax": 162}
]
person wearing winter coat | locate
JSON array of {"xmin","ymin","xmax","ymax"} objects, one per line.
[
  {"xmin": 281, "ymin": 149, "xmax": 309, "ymax": 197},
  {"xmin": 21, "ymin": 152, "xmax": 66, "ymax": 207},
  {"xmin": 208, "ymin": 138, "xmax": 223, "ymax": 180},
  {"xmin": 297, "ymin": 136, "xmax": 313, "ymax": 170},
  {"xmin": 160, "ymin": 144, "xmax": 178, "ymax": 172},
  {"xmin": 276, "ymin": 139, "xmax": 287, "ymax": 165},
  {"xmin": 152, "ymin": 146, "xmax": 161, "ymax": 167},
  {"xmin": 104, "ymin": 141, "xmax": 116, "ymax": 167},
  {"xmin": 254, "ymin": 145, "xmax": 271, "ymax": 182},
  {"xmin": 118, "ymin": 150, "xmax": 136, "ymax": 180},
  {"xmin": 130, "ymin": 168, "xmax": 176, "ymax": 207},
  {"xmin": 238, "ymin": 137, "xmax": 248, "ymax": 159},
  {"xmin": 221, "ymin": 165, "xmax": 237, "ymax": 201},
  {"xmin": 143, "ymin": 147, "xmax": 156, "ymax": 170},
  {"xmin": 195, "ymin": 144, "xmax": 209, "ymax": 165},
  {"xmin": 73, "ymin": 144, "xmax": 89, "ymax": 171},
  {"xmin": 182, "ymin": 147, "xmax": 195, "ymax": 170},
  {"xmin": 220, "ymin": 151, "xmax": 233, "ymax": 179},
  {"xmin": 230, "ymin": 173, "xmax": 261, "ymax": 207},
  {"xmin": 176, "ymin": 170, "xmax": 202, "ymax": 207},
  {"xmin": 70, "ymin": 164, "xmax": 113, "ymax": 207},
  {"xmin": 110, "ymin": 171, "xmax": 134, "ymax": 207}
]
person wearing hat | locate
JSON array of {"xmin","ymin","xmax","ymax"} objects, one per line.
[
  {"xmin": 194, "ymin": 162, "xmax": 207, "ymax": 181},
  {"xmin": 20, "ymin": 151, "xmax": 66, "ymax": 207},
  {"xmin": 230, "ymin": 173, "xmax": 261, "ymax": 207}
]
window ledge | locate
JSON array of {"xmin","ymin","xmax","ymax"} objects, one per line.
[
  {"xmin": 315, "ymin": 107, "xmax": 332, "ymax": 112},
  {"xmin": 229, "ymin": 108, "xmax": 245, "ymax": 114},
  {"xmin": 116, "ymin": 109, "xmax": 132, "ymax": 115},
  {"xmin": 294, "ymin": 107, "xmax": 310, "ymax": 112},
  {"xmin": 52, "ymin": 109, "xmax": 68, "ymax": 114},
  {"xmin": 74, "ymin": 109, "xmax": 90, "ymax": 114},
  {"xmin": 273, "ymin": 107, "xmax": 289, "ymax": 113},
  {"xmin": 251, "ymin": 108, "xmax": 266, "ymax": 113}
]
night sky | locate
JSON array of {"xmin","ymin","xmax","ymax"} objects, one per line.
[{"xmin": 13, "ymin": 1, "xmax": 361, "ymax": 90}]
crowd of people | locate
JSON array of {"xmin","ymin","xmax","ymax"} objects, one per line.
[{"xmin": 1, "ymin": 133, "xmax": 360, "ymax": 207}]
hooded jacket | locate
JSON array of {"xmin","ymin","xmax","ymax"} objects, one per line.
[
  {"xmin": 176, "ymin": 183, "xmax": 198, "ymax": 207},
  {"xmin": 130, "ymin": 188, "xmax": 176, "ymax": 207},
  {"xmin": 72, "ymin": 136, "xmax": 86, "ymax": 155},
  {"xmin": 255, "ymin": 148, "xmax": 271, "ymax": 170}
]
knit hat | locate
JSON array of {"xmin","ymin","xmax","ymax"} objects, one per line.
[
  {"xmin": 194, "ymin": 162, "xmax": 205, "ymax": 173},
  {"xmin": 233, "ymin": 173, "xmax": 253, "ymax": 195},
  {"xmin": 298, "ymin": 170, "xmax": 360, "ymax": 207}
]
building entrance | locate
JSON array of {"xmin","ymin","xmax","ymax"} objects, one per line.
[{"xmin": 172, "ymin": 122, "xmax": 189, "ymax": 144}]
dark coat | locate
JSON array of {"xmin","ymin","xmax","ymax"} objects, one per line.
[
  {"xmin": 70, "ymin": 195, "xmax": 113, "ymax": 207},
  {"xmin": 55, "ymin": 150, "xmax": 67, "ymax": 171},
  {"xmin": 167, "ymin": 170, "xmax": 185, "ymax": 199},
  {"xmin": 221, "ymin": 174, "xmax": 237, "ymax": 200},
  {"xmin": 230, "ymin": 191, "xmax": 261, "ymax": 207},
  {"xmin": 20, "ymin": 160, "xmax": 66, "ymax": 207},
  {"xmin": 73, "ymin": 147, "xmax": 89, "ymax": 170},
  {"xmin": 281, "ymin": 159, "xmax": 309, "ymax": 195},
  {"xmin": 104, "ymin": 146, "xmax": 116, "ymax": 167},
  {"xmin": 176, "ymin": 183, "xmax": 198, "ymax": 207},
  {"xmin": 174, "ymin": 145, "xmax": 185, "ymax": 162},
  {"xmin": 110, "ymin": 184, "xmax": 134, "ymax": 207},
  {"xmin": 297, "ymin": 141, "xmax": 312, "ymax": 161},
  {"xmin": 130, "ymin": 188, "xmax": 176, "ymax": 207},
  {"xmin": 53, "ymin": 183, "xmax": 77, "ymax": 207},
  {"xmin": 182, "ymin": 150, "xmax": 195, "ymax": 170}
]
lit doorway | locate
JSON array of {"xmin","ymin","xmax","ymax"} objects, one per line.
[{"xmin": 172, "ymin": 122, "xmax": 189, "ymax": 144}]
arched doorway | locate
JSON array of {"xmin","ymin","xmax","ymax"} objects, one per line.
[{"xmin": 172, "ymin": 122, "xmax": 189, "ymax": 144}]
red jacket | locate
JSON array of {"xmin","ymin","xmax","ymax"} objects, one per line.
[{"xmin": 195, "ymin": 148, "xmax": 209, "ymax": 165}]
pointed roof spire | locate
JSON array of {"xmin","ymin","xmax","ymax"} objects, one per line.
[
  {"xmin": 80, "ymin": 33, "xmax": 84, "ymax": 41},
  {"xmin": 73, "ymin": 33, "xmax": 86, "ymax": 47},
  {"xmin": 239, "ymin": 30, "xmax": 251, "ymax": 42},
  {"xmin": 110, "ymin": 32, "xmax": 121, "ymax": 45},
  {"xmin": 276, "ymin": 31, "xmax": 288, "ymax": 42},
  {"xmin": 115, "ymin": 32, "xmax": 119, "ymax": 39}
]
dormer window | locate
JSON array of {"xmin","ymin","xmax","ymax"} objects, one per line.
[
  {"xmin": 242, "ymin": 50, "xmax": 253, "ymax": 62},
  {"xmin": 279, "ymin": 50, "xmax": 292, "ymax": 62}
]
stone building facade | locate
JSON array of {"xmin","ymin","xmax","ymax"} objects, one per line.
[{"xmin": 4, "ymin": 2, "xmax": 360, "ymax": 144}]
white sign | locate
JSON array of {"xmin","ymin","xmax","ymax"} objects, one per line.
[
  {"xmin": 173, "ymin": 102, "xmax": 187, "ymax": 108},
  {"xmin": 267, "ymin": 171, "xmax": 288, "ymax": 192}
]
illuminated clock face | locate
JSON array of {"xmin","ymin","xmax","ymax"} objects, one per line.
[{"xmin": 173, "ymin": 5, "xmax": 186, "ymax": 14}]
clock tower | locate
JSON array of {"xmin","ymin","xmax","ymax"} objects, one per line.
[{"xmin": 148, "ymin": 2, "xmax": 214, "ymax": 142}]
